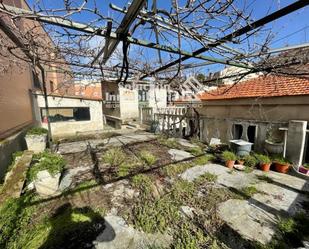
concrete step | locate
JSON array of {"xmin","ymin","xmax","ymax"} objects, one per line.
[{"xmin": 0, "ymin": 151, "xmax": 33, "ymax": 204}]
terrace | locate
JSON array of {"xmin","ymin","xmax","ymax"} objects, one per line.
[{"xmin": 0, "ymin": 130, "xmax": 308, "ymax": 248}]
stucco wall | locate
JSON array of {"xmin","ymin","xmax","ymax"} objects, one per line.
[
  {"xmin": 195, "ymin": 95, "xmax": 309, "ymax": 153},
  {"xmin": 33, "ymin": 94, "xmax": 104, "ymax": 136},
  {"xmin": 119, "ymin": 87, "xmax": 139, "ymax": 120}
]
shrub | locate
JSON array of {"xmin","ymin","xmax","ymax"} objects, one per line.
[
  {"xmin": 139, "ymin": 150, "xmax": 157, "ymax": 166},
  {"xmin": 255, "ymin": 154, "xmax": 271, "ymax": 164},
  {"xmin": 28, "ymin": 151, "xmax": 66, "ymax": 181},
  {"xmin": 222, "ymin": 151, "xmax": 236, "ymax": 161},
  {"xmin": 243, "ymin": 154, "xmax": 258, "ymax": 167},
  {"xmin": 27, "ymin": 127, "xmax": 48, "ymax": 135}
]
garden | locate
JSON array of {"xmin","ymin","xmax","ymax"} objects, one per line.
[{"xmin": 0, "ymin": 128, "xmax": 308, "ymax": 249}]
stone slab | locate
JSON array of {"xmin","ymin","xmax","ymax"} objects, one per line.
[
  {"xmin": 57, "ymin": 132, "xmax": 157, "ymax": 154},
  {"xmin": 176, "ymin": 138, "xmax": 198, "ymax": 148},
  {"xmin": 218, "ymin": 199, "xmax": 277, "ymax": 245},
  {"xmin": 0, "ymin": 151, "xmax": 33, "ymax": 203},
  {"xmin": 168, "ymin": 149, "xmax": 193, "ymax": 161},
  {"xmin": 94, "ymin": 215, "xmax": 172, "ymax": 249}
]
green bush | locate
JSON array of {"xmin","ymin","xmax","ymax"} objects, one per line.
[
  {"xmin": 255, "ymin": 154, "xmax": 271, "ymax": 164},
  {"xmin": 28, "ymin": 151, "xmax": 66, "ymax": 181},
  {"xmin": 303, "ymin": 163, "xmax": 309, "ymax": 169},
  {"xmin": 222, "ymin": 151, "xmax": 237, "ymax": 161},
  {"xmin": 27, "ymin": 127, "xmax": 48, "ymax": 135},
  {"xmin": 243, "ymin": 155, "xmax": 258, "ymax": 167}
]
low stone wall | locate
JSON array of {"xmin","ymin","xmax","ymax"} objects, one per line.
[{"xmin": 0, "ymin": 128, "xmax": 28, "ymax": 180}]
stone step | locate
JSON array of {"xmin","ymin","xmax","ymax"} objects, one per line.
[{"xmin": 0, "ymin": 151, "xmax": 33, "ymax": 204}]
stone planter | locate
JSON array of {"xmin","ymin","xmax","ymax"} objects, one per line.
[
  {"xmin": 34, "ymin": 170, "xmax": 61, "ymax": 196},
  {"xmin": 264, "ymin": 140, "xmax": 283, "ymax": 155},
  {"xmin": 25, "ymin": 134, "xmax": 47, "ymax": 153},
  {"xmin": 229, "ymin": 139, "xmax": 253, "ymax": 156}
]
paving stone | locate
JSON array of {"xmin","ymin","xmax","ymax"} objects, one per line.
[
  {"xmin": 168, "ymin": 149, "xmax": 193, "ymax": 161},
  {"xmin": 180, "ymin": 206, "xmax": 195, "ymax": 218},
  {"xmin": 176, "ymin": 138, "xmax": 198, "ymax": 148},
  {"xmin": 94, "ymin": 215, "xmax": 172, "ymax": 249},
  {"xmin": 57, "ymin": 132, "xmax": 157, "ymax": 154},
  {"xmin": 218, "ymin": 199, "xmax": 277, "ymax": 245},
  {"xmin": 59, "ymin": 166, "xmax": 92, "ymax": 191}
]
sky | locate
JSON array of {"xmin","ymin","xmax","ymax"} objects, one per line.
[{"xmin": 25, "ymin": 0, "xmax": 309, "ymax": 76}]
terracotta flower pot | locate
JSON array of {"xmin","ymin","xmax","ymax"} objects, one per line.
[
  {"xmin": 237, "ymin": 160, "xmax": 244, "ymax": 165},
  {"xmin": 274, "ymin": 162, "xmax": 290, "ymax": 174},
  {"xmin": 225, "ymin": 160, "xmax": 235, "ymax": 169},
  {"xmin": 260, "ymin": 163, "xmax": 271, "ymax": 172}
]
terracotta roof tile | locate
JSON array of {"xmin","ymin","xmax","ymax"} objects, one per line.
[{"xmin": 198, "ymin": 75, "xmax": 309, "ymax": 101}]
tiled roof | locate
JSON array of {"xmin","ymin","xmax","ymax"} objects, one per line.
[{"xmin": 198, "ymin": 75, "xmax": 309, "ymax": 101}]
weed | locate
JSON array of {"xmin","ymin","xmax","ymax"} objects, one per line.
[
  {"xmin": 157, "ymin": 136, "xmax": 181, "ymax": 149},
  {"xmin": 101, "ymin": 147, "xmax": 126, "ymax": 167},
  {"xmin": 17, "ymin": 205, "xmax": 105, "ymax": 249},
  {"xmin": 0, "ymin": 194, "xmax": 36, "ymax": 248},
  {"xmin": 195, "ymin": 172, "xmax": 218, "ymax": 184},
  {"xmin": 256, "ymin": 175, "xmax": 274, "ymax": 183},
  {"xmin": 174, "ymin": 222, "xmax": 208, "ymax": 249},
  {"xmin": 240, "ymin": 186, "xmax": 259, "ymax": 198},
  {"xmin": 244, "ymin": 166, "xmax": 254, "ymax": 173},
  {"xmin": 139, "ymin": 150, "xmax": 157, "ymax": 166},
  {"xmin": 71, "ymin": 180, "xmax": 97, "ymax": 192},
  {"xmin": 193, "ymin": 154, "xmax": 215, "ymax": 165},
  {"xmin": 189, "ymin": 137, "xmax": 206, "ymax": 148},
  {"xmin": 277, "ymin": 217, "xmax": 296, "ymax": 233},
  {"xmin": 27, "ymin": 127, "xmax": 48, "ymax": 135},
  {"xmin": 186, "ymin": 147, "xmax": 204, "ymax": 156},
  {"xmin": 163, "ymin": 162, "xmax": 194, "ymax": 177},
  {"xmin": 132, "ymin": 174, "xmax": 153, "ymax": 197},
  {"xmin": 28, "ymin": 151, "xmax": 66, "ymax": 181}
]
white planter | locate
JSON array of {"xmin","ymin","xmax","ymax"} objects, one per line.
[
  {"xmin": 25, "ymin": 134, "xmax": 47, "ymax": 153},
  {"xmin": 34, "ymin": 170, "xmax": 61, "ymax": 196}
]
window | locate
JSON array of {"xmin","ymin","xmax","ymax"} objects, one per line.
[
  {"xmin": 32, "ymin": 70, "xmax": 41, "ymax": 89},
  {"xmin": 247, "ymin": 125, "xmax": 257, "ymax": 143},
  {"xmin": 233, "ymin": 124, "xmax": 243, "ymax": 139},
  {"xmin": 41, "ymin": 107, "xmax": 90, "ymax": 122}
]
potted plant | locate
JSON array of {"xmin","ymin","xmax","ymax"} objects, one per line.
[
  {"xmin": 255, "ymin": 154, "xmax": 272, "ymax": 172},
  {"xmin": 299, "ymin": 163, "xmax": 309, "ymax": 175},
  {"xmin": 222, "ymin": 151, "xmax": 237, "ymax": 169},
  {"xmin": 243, "ymin": 154, "xmax": 258, "ymax": 168},
  {"xmin": 25, "ymin": 127, "xmax": 48, "ymax": 153},
  {"xmin": 236, "ymin": 156, "xmax": 245, "ymax": 165},
  {"xmin": 273, "ymin": 156, "xmax": 290, "ymax": 174},
  {"xmin": 28, "ymin": 151, "xmax": 65, "ymax": 196}
]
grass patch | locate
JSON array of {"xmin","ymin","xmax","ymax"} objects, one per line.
[
  {"xmin": 240, "ymin": 185, "xmax": 259, "ymax": 199},
  {"xmin": 139, "ymin": 150, "xmax": 157, "ymax": 166},
  {"xmin": 195, "ymin": 172, "xmax": 218, "ymax": 184},
  {"xmin": 0, "ymin": 194, "xmax": 37, "ymax": 249},
  {"xmin": 193, "ymin": 154, "xmax": 215, "ymax": 165},
  {"xmin": 186, "ymin": 146, "xmax": 204, "ymax": 156},
  {"xmin": 16, "ymin": 204, "xmax": 105, "ymax": 249},
  {"xmin": 28, "ymin": 151, "xmax": 66, "ymax": 181},
  {"xmin": 162, "ymin": 161, "xmax": 195, "ymax": 178},
  {"xmin": 157, "ymin": 136, "xmax": 182, "ymax": 149},
  {"xmin": 101, "ymin": 147, "xmax": 140, "ymax": 177}
]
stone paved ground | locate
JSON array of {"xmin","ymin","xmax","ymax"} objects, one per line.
[
  {"xmin": 57, "ymin": 131, "xmax": 157, "ymax": 154},
  {"xmin": 181, "ymin": 163, "xmax": 309, "ymax": 245}
]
